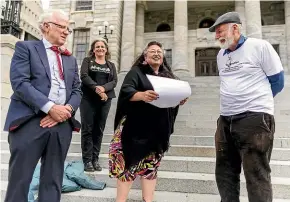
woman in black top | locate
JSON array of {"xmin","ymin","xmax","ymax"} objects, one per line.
[
  {"xmin": 80, "ymin": 38, "xmax": 117, "ymax": 172},
  {"xmin": 109, "ymin": 41, "xmax": 187, "ymax": 202}
]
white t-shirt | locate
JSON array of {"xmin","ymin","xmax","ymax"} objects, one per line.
[{"xmin": 217, "ymin": 37, "xmax": 284, "ymax": 116}]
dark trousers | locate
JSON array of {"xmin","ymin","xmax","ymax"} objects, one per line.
[
  {"xmin": 215, "ymin": 111, "xmax": 275, "ymax": 202},
  {"xmin": 5, "ymin": 116, "xmax": 72, "ymax": 202},
  {"xmin": 80, "ymin": 96, "xmax": 111, "ymax": 164}
]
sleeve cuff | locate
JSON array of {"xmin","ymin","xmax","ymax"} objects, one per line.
[{"xmin": 41, "ymin": 101, "xmax": 55, "ymax": 114}]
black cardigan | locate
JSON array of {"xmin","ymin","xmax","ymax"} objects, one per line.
[
  {"xmin": 80, "ymin": 57, "xmax": 118, "ymax": 99},
  {"xmin": 114, "ymin": 64, "xmax": 179, "ymax": 169}
]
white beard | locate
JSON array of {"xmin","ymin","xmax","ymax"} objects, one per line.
[{"xmin": 215, "ymin": 36, "xmax": 235, "ymax": 49}]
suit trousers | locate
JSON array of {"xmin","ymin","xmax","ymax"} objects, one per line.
[
  {"xmin": 215, "ymin": 111, "xmax": 275, "ymax": 202},
  {"xmin": 5, "ymin": 116, "xmax": 72, "ymax": 202},
  {"xmin": 80, "ymin": 96, "xmax": 111, "ymax": 164}
]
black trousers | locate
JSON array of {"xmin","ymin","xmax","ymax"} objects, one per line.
[
  {"xmin": 80, "ymin": 96, "xmax": 111, "ymax": 164},
  {"xmin": 215, "ymin": 111, "xmax": 275, "ymax": 202},
  {"xmin": 5, "ymin": 116, "xmax": 72, "ymax": 202}
]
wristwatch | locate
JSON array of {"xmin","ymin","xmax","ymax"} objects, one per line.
[{"xmin": 67, "ymin": 104, "xmax": 74, "ymax": 114}]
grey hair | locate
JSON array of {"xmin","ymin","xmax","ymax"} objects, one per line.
[
  {"xmin": 228, "ymin": 23, "xmax": 242, "ymax": 33},
  {"xmin": 143, "ymin": 41, "xmax": 165, "ymax": 56},
  {"xmin": 38, "ymin": 9, "xmax": 68, "ymax": 32}
]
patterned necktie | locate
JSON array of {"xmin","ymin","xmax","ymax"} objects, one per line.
[{"xmin": 50, "ymin": 46, "xmax": 65, "ymax": 80}]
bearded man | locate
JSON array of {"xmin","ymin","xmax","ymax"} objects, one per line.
[{"xmin": 209, "ymin": 12, "xmax": 284, "ymax": 202}]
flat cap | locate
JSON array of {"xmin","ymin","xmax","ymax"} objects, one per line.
[{"xmin": 209, "ymin": 12, "xmax": 241, "ymax": 32}]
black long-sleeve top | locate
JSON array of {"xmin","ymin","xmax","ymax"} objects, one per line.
[
  {"xmin": 80, "ymin": 57, "xmax": 118, "ymax": 99},
  {"xmin": 114, "ymin": 64, "xmax": 179, "ymax": 169}
]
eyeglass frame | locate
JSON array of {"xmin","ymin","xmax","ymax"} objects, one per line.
[
  {"xmin": 46, "ymin": 22, "xmax": 72, "ymax": 34},
  {"xmin": 147, "ymin": 50, "xmax": 164, "ymax": 55}
]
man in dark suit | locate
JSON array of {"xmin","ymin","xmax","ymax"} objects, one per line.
[{"xmin": 4, "ymin": 9, "xmax": 82, "ymax": 202}]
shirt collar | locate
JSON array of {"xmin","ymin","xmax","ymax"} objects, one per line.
[
  {"xmin": 42, "ymin": 37, "xmax": 53, "ymax": 49},
  {"xmin": 223, "ymin": 35, "xmax": 247, "ymax": 55}
]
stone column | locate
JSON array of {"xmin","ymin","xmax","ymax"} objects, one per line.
[
  {"xmin": 245, "ymin": 0, "xmax": 262, "ymax": 38},
  {"xmin": 20, "ymin": 30, "xmax": 25, "ymax": 40},
  {"xmin": 188, "ymin": 47, "xmax": 195, "ymax": 77},
  {"xmin": 135, "ymin": 2, "xmax": 145, "ymax": 57},
  {"xmin": 172, "ymin": 0, "xmax": 189, "ymax": 75},
  {"xmin": 285, "ymin": 0, "xmax": 290, "ymax": 74},
  {"xmin": 120, "ymin": 0, "xmax": 136, "ymax": 72},
  {"xmin": 235, "ymin": 0, "xmax": 247, "ymax": 34},
  {"xmin": 66, "ymin": 32, "xmax": 74, "ymax": 54}
]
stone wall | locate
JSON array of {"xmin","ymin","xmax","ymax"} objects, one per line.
[
  {"xmin": 144, "ymin": 3, "xmax": 234, "ymax": 32},
  {"xmin": 145, "ymin": 9, "xmax": 174, "ymax": 33},
  {"xmin": 50, "ymin": 0, "xmax": 123, "ymax": 71},
  {"xmin": 188, "ymin": 4, "xmax": 234, "ymax": 30},
  {"xmin": 1, "ymin": 35, "xmax": 19, "ymax": 128},
  {"xmin": 262, "ymin": 25, "xmax": 288, "ymax": 71},
  {"xmin": 144, "ymin": 1, "xmax": 285, "ymax": 32},
  {"xmin": 20, "ymin": 0, "xmax": 43, "ymax": 39},
  {"xmin": 261, "ymin": 1, "xmax": 285, "ymax": 25}
]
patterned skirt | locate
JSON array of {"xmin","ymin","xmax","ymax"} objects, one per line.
[{"xmin": 108, "ymin": 117, "xmax": 163, "ymax": 182}]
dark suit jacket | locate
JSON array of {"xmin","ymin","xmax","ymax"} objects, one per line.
[{"xmin": 4, "ymin": 40, "xmax": 82, "ymax": 132}]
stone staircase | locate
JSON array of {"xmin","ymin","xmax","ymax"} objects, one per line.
[{"xmin": 1, "ymin": 76, "xmax": 290, "ymax": 202}]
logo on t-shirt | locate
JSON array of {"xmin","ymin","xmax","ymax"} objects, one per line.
[
  {"xmin": 222, "ymin": 55, "xmax": 243, "ymax": 73},
  {"xmin": 90, "ymin": 65, "xmax": 110, "ymax": 74}
]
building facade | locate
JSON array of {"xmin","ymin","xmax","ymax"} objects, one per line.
[
  {"xmin": 49, "ymin": 0, "xmax": 290, "ymax": 78},
  {"xmin": 1, "ymin": 0, "xmax": 43, "ymax": 127},
  {"xmin": 1, "ymin": 0, "xmax": 43, "ymax": 40}
]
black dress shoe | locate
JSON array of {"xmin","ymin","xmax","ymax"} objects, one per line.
[
  {"xmin": 92, "ymin": 161, "xmax": 102, "ymax": 171},
  {"xmin": 84, "ymin": 162, "xmax": 95, "ymax": 172}
]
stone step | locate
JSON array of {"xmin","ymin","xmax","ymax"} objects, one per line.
[
  {"xmin": 1, "ymin": 132, "xmax": 289, "ymax": 148},
  {"xmin": 2, "ymin": 151, "xmax": 289, "ymax": 178},
  {"xmin": 4, "ymin": 140, "xmax": 290, "ymax": 161},
  {"xmin": 172, "ymin": 127, "xmax": 290, "ymax": 138},
  {"xmin": 77, "ymin": 135, "xmax": 290, "ymax": 148},
  {"xmin": 1, "ymin": 182, "xmax": 289, "ymax": 202},
  {"xmin": 103, "ymin": 118, "xmax": 290, "ymax": 132},
  {"xmin": 185, "ymin": 121, "xmax": 290, "ymax": 130},
  {"xmin": 71, "ymin": 134, "xmax": 290, "ymax": 148},
  {"xmin": 175, "ymin": 114, "xmax": 290, "ymax": 122},
  {"xmin": 2, "ymin": 165, "xmax": 289, "ymax": 198}
]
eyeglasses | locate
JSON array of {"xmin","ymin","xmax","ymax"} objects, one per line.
[
  {"xmin": 46, "ymin": 22, "xmax": 72, "ymax": 34},
  {"xmin": 95, "ymin": 46, "xmax": 106, "ymax": 49},
  {"xmin": 147, "ymin": 50, "xmax": 163, "ymax": 55}
]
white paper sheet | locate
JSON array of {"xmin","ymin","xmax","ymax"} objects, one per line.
[{"xmin": 146, "ymin": 74, "xmax": 192, "ymax": 108}]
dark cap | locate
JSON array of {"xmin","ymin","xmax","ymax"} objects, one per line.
[{"xmin": 209, "ymin": 12, "xmax": 242, "ymax": 32}]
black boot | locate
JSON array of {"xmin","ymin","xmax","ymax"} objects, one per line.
[
  {"xmin": 92, "ymin": 161, "xmax": 102, "ymax": 171},
  {"xmin": 84, "ymin": 162, "xmax": 95, "ymax": 172}
]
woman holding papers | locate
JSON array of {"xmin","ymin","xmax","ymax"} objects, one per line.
[{"xmin": 109, "ymin": 41, "xmax": 187, "ymax": 202}]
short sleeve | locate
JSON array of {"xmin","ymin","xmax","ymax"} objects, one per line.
[{"xmin": 261, "ymin": 40, "xmax": 284, "ymax": 76}]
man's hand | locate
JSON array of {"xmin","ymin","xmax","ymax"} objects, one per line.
[
  {"xmin": 48, "ymin": 105, "xmax": 71, "ymax": 122},
  {"xmin": 95, "ymin": 86, "xmax": 105, "ymax": 94},
  {"xmin": 40, "ymin": 115, "xmax": 58, "ymax": 128}
]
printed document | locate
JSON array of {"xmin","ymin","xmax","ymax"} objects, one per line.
[{"xmin": 146, "ymin": 74, "xmax": 192, "ymax": 108}]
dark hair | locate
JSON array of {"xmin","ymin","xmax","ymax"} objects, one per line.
[
  {"xmin": 88, "ymin": 38, "xmax": 111, "ymax": 60},
  {"xmin": 132, "ymin": 41, "xmax": 176, "ymax": 79}
]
